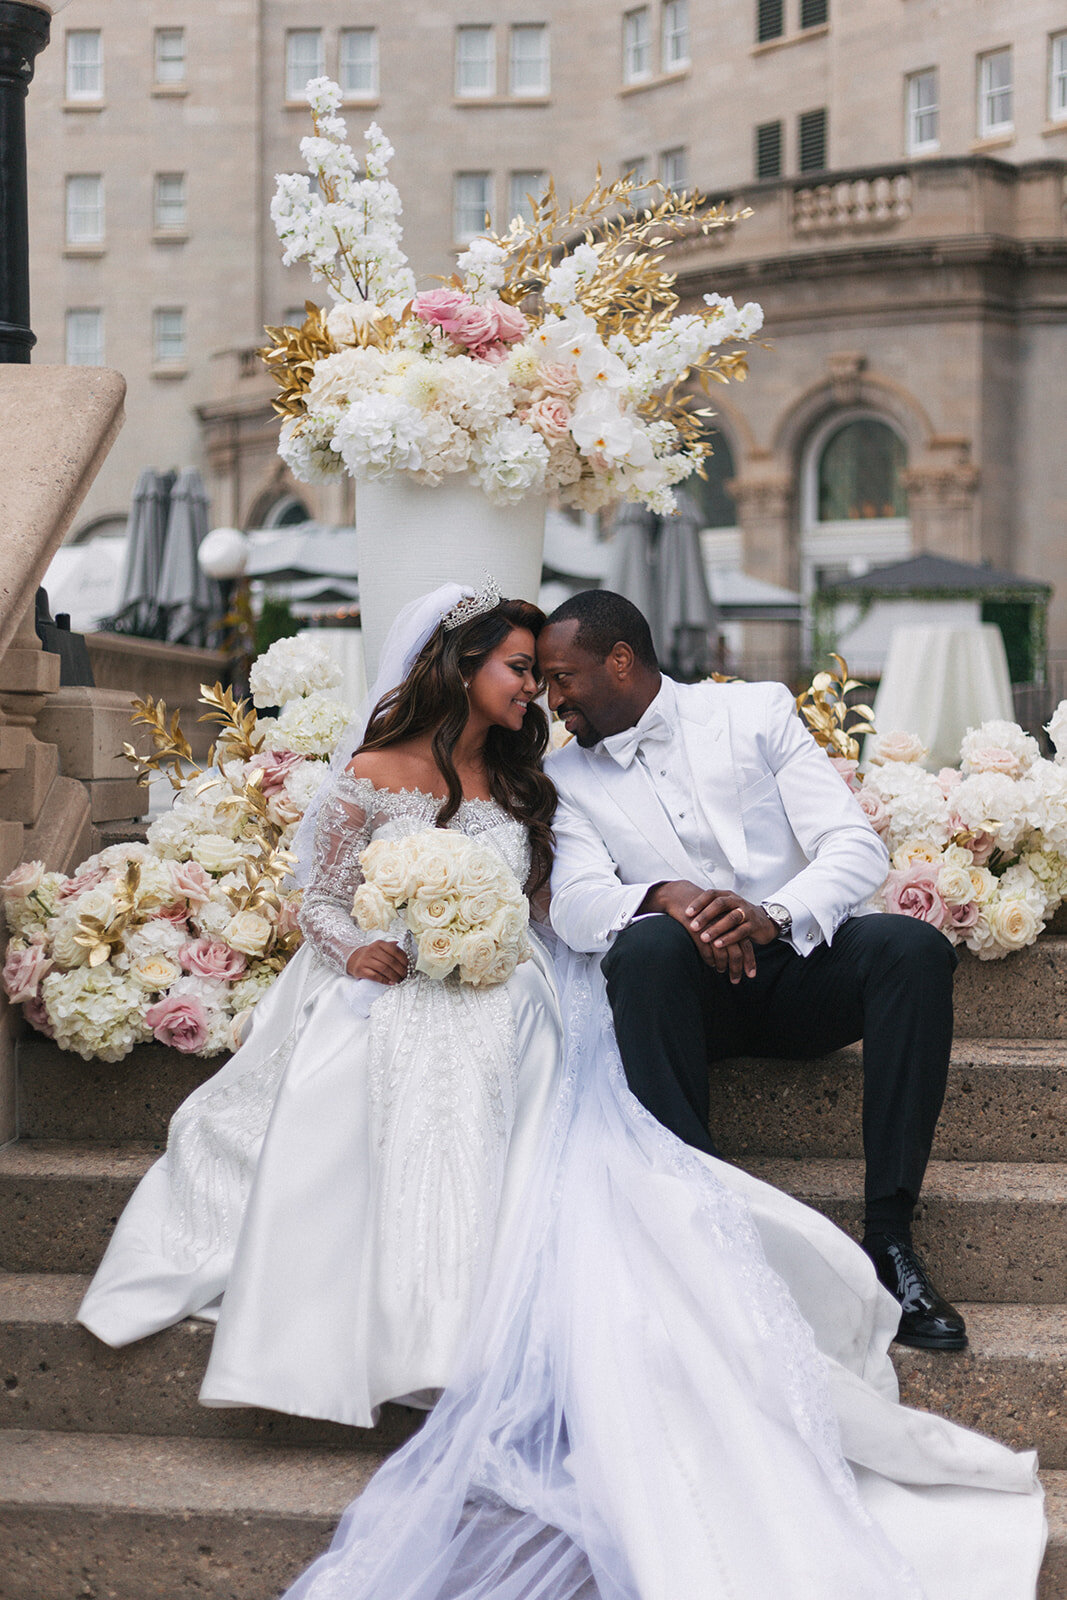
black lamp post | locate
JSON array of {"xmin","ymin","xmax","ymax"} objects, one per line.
[{"xmin": 0, "ymin": 0, "xmax": 52, "ymax": 363}]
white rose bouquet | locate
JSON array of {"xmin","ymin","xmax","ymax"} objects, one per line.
[
  {"xmin": 262, "ymin": 77, "xmax": 762, "ymax": 516},
  {"xmin": 353, "ymin": 830, "xmax": 531, "ymax": 988}
]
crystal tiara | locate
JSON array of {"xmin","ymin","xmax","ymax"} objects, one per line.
[{"xmin": 442, "ymin": 575, "xmax": 503, "ymax": 631}]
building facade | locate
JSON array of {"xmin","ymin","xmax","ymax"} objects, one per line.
[{"xmin": 26, "ymin": 0, "xmax": 1067, "ymax": 665}]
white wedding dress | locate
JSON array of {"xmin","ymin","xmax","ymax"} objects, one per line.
[{"xmin": 78, "ymin": 779, "xmax": 1047, "ymax": 1599}]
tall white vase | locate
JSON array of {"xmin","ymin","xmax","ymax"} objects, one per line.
[{"xmin": 355, "ymin": 474, "xmax": 547, "ymax": 677}]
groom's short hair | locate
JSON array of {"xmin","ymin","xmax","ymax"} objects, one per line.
[{"xmin": 546, "ymin": 590, "xmax": 658, "ymax": 670}]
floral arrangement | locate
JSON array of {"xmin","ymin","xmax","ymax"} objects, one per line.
[
  {"xmin": 261, "ymin": 77, "xmax": 763, "ymax": 513},
  {"xmin": 0, "ymin": 636, "xmax": 350, "ymax": 1059},
  {"xmin": 803, "ymin": 665, "xmax": 1067, "ymax": 960},
  {"xmin": 353, "ymin": 831, "xmax": 531, "ymax": 987}
]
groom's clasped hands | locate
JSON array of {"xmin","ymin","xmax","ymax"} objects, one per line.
[{"xmin": 639, "ymin": 880, "xmax": 780, "ymax": 982}]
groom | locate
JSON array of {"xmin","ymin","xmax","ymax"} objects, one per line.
[{"xmin": 538, "ymin": 589, "xmax": 966, "ymax": 1352}]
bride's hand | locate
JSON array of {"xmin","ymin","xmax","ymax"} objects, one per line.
[{"xmin": 346, "ymin": 941, "xmax": 409, "ymax": 984}]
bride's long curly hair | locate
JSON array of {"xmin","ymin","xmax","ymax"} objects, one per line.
[{"xmin": 359, "ymin": 599, "xmax": 556, "ymax": 892}]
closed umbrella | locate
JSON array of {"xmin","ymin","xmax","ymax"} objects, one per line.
[
  {"xmin": 112, "ymin": 468, "xmax": 172, "ymax": 636},
  {"xmin": 607, "ymin": 489, "xmax": 717, "ymax": 677},
  {"xmin": 157, "ymin": 468, "xmax": 220, "ymax": 646}
]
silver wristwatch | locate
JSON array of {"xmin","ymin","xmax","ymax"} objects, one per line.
[{"xmin": 761, "ymin": 901, "xmax": 793, "ymax": 940}]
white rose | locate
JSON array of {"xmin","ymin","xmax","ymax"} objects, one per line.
[
  {"xmin": 129, "ymin": 954, "xmax": 181, "ymax": 991},
  {"xmin": 407, "ymin": 891, "xmax": 459, "ymax": 933},
  {"xmin": 987, "ymin": 895, "xmax": 1041, "ymax": 951},
  {"xmin": 409, "ymin": 837, "xmax": 463, "ymax": 896},
  {"xmin": 868, "ymin": 730, "xmax": 929, "ymax": 766},
  {"xmin": 456, "ymin": 929, "xmax": 498, "ymax": 985},
  {"xmin": 361, "ymin": 839, "xmax": 415, "ymax": 902},
  {"xmin": 937, "ymin": 864, "xmax": 975, "ymax": 907},
  {"xmin": 454, "ymin": 843, "xmax": 508, "ymax": 899},
  {"xmin": 223, "ymin": 910, "xmax": 274, "ymax": 956},
  {"xmin": 50, "ymin": 917, "xmax": 90, "ymax": 969},
  {"xmin": 352, "ymin": 883, "xmax": 394, "ymax": 932},
  {"xmin": 193, "ymin": 834, "xmax": 247, "ymax": 876},
  {"xmin": 891, "ymin": 839, "xmax": 943, "ymax": 870},
  {"xmin": 967, "ymin": 866, "xmax": 998, "ymax": 904},
  {"xmin": 415, "ymin": 927, "xmax": 460, "ymax": 980}
]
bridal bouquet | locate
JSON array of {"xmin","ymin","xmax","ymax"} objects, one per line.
[
  {"xmin": 353, "ymin": 831, "xmax": 531, "ymax": 987},
  {"xmin": 262, "ymin": 77, "xmax": 762, "ymax": 513},
  {"xmin": 1, "ymin": 635, "xmax": 350, "ymax": 1060}
]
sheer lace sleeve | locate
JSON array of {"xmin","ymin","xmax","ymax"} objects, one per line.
[{"xmin": 297, "ymin": 773, "xmax": 379, "ymax": 975}]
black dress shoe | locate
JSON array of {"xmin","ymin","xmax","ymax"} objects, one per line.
[{"xmin": 863, "ymin": 1237, "xmax": 968, "ymax": 1351}]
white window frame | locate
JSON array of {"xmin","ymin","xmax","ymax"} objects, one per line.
[
  {"xmin": 65, "ymin": 309, "xmax": 104, "ymax": 366},
  {"xmin": 65, "ymin": 175, "xmax": 104, "ymax": 246},
  {"xmin": 153, "ymin": 307, "xmax": 186, "ymax": 366},
  {"xmin": 978, "ymin": 47, "xmax": 1013, "ymax": 138},
  {"xmin": 1050, "ymin": 32, "xmax": 1067, "ymax": 122},
  {"xmin": 339, "ymin": 28, "xmax": 379, "ymax": 98},
  {"xmin": 65, "ymin": 31, "xmax": 103, "ymax": 101},
  {"xmin": 662, "ymin": 1, "xmax": 690, "ymax": 72},
  {"xmin": 286, "ymin": 30, "xmax": 324, "ymax": 102},
  {"xmin": 508, "ymin": 170, "xmax": 547, "ymax": 223},
  {"xmin": 623, "ymin": 8, "xmax": 652, "ymax": 84},
  {"xmin": 153, "ymin": 173, "xmax": 186, "ymax": 233},
  {"xmin": 453, "ymin": 172, "xmax": 493, "ymax": 243},
  {"xmin": 154, "ymin": 28, "xmax": 185, "ymax": 86},
  {"xmin": 509, "ymin": 25, "xmax": 549, "ymax": 96},
  {"xmin": 660, "ymin": 146, "xmax": 689, "ymax": 191},
  {"xmin": 906, "ymin": 68, "xmax": 939, "ymax": 154},
  {"xmin": 455, "ymin": 26, "xmax": 495, "ymax": 98}
]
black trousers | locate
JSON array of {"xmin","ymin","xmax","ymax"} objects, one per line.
[{"xmin": 601, "ymin": 912, "xmax": 957, "ymax": 1209}]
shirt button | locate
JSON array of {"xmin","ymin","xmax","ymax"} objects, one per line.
[{"xmin": 660, "ymin": 769, "xmax": 667, "ymax": 776}]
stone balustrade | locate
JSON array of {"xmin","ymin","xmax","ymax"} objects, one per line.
[{"xmin": 792, "ymin": 173, "xmax": 913, "ymax": 236}]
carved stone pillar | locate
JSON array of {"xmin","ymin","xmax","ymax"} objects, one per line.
[
  {"xmin": 900, "ymin": 439, "xmax": 980, "ymax": 563},
  {"xmin": 729, "ymin": 469, "xmax": 800, "ymax": 681}
]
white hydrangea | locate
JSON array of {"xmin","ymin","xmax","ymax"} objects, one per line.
[
  {"xmin": 284, "ymin": 759, "xmax": 331, "ymax": 811},
  {"xmin": 959, "ymin": 719, "xmax": 1040, "ymax": 777},
  {"xmin": 41, "ymin": 967, "xmax": 148, "ymax": 1062},
  {"xmin": 862, "ymin": 763, "xmax": 950, "ymax": 850},
  {"xmin": 952, "ymin": 771, "xmax": 1033, "ymax": 854},
  {"xmin": 261, "ymin": 690, "xmax": 353, "ymax": 757},
  {"xmin": 1022, "ymin": 761, "xmax": 1067, "ymax": 853},
  {"xmin": 1046, "ymin": 701, "xmax": 1067, "ymax": 763},
  {"xmin": 278, "ymin": 416, "xmax": 344, "ymax": 485},
  {"xmin": 112, "ymin": 919, "xmax": 187, "ymax": 972},
  {"xmin": 471, "ymin": 418, "xmax": 550, "ymax": 505},
  {"xmin": 331, "ymin": 393, "xmax": 424, "ymax": 478},
  {"xmin": 249, "ymin": 634, "xmax": 344, "ymax": 710}
]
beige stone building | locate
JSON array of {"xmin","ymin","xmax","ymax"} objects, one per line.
[{"xmin": 25, "ymin": 0, "xmax": 1067, "ymax": 668}]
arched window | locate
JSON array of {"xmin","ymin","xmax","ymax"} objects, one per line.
[
  {"xmin": 263, "ymin": 493, "xmax": 311, "ymax": 529},
  {"xmin": 691, "ymin": 430, "xmax": 737, "ymax": 529},
  {"xmin": 817, "ymin": 419, "xmax": 906, "ymax": 522}
]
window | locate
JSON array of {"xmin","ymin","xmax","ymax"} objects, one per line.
[
  {"xmin": 692, "ymin": 431, "xmax": 738, "ymax": 530},
  {"xmin": 660, "ymin": 147, "xmax": 688, "ymax": 191},
  {"xmin": 755, "ymin": 120, "xmax": 782, "ymax": 178},
  {"xmin": 153, "ymin": 308, "xmax": 186, "ymax": 365},
  {"xmin": 817, "ymin": 420, "xmax": 906, "ymax": 521},
  {"xmin": 800, "ymin": 0, "xmax": 828, "ymax": 27},
  {"xmin": 286, "ymin": 30, "xmax": 324, "ymax": 101},
  {"xmin": 154, "ymin": 173, "xmax": 186, "ymax": 232},
  {"xmin": 454, "ymin": 172, "xmax": 492, "ymax": 242},
  {"xmin": 1050, "ymin": 33, "xmax": 1067, "ymax": 121},
  {"xmin": 623, "ymin": 8, "xmax": 652, "ymax": 83},
  {"xmin": 756, "ymin": 0, "xmax": 784, "ymax": 45},
  {"xmin": 456, "ymin": 26, "xmax": 495, "ymax": 97},
  {"xmin": 662, "ymin": 1, "xmax": 690, "ymax": 70},
  {"xmin": 65, "ymin": 175, "xmax": 104, "ymax": 245},
  {"xmin": 509, "ymin": 25, "xmax": 549, "ymax": 95},
  {"xmin": 340, "ymin": 29, "xmax": 378, "ymax": 97},
  {"xmin": 66, "ymin": 309, "xmax": 103, "ymax": 366},
  {"xmin": 508, "ymin": 170, "xmax": 547, "ymax": 223},
  {"xmin": 906, "ymin": 69, "xmax": 939, "ymax": 153},
  {"xmin": 154, "ymin": 28, "xmax": 185, "ymax": 85},
  {"xmin": 66, "ymin": 31, "xmax": 102, "ymax": 100},
  {"xmin": 798, "ymin": 107, "xmax": 827, "ymax": 172},
  {"xmin": 623, "ymin": 155, "xmax": 651, "ymax": 184},
  {"xmin": 978, "ymin": 47, "xmax": 1013, "ymax": 136}
]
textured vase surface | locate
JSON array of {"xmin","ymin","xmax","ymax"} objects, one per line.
[{"xmin": 356, "ymin": 475, "xmax": 547, "ymax": 676}]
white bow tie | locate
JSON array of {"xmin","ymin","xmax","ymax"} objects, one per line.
[{"xmin": 601, "ymin": 707, "xmax": 673, "ymax": 769}]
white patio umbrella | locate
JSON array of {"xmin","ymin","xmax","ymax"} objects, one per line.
[
  {"xmin": 157, "ymin": 468, "xmax": 221, "ymax": 646},
  {"xmin": 607, "ymin": 489, "xmax": 717, "ymax": 675}
]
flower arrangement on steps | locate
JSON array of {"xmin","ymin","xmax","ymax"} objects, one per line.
[{"xmin": 4, "ymin": 638, "xmax": 1067, "ymax": 1064}]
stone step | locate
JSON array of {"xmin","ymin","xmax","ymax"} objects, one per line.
[
  {"xmin": 741, "ymin": 1157, "xmax": 1067, "ymax": 1304},
  {"xmin": 0, "ymin": 1427, "xmax": 383, "ymax": 1600},
  {"xmin": 0, "ymin": 1427, "xmax": 1062, "ymax": 1599},
  {"xmin": 892, "ymin": 1303, "xmax": 1067, "ymax": 1467},
  {"xmin": 954, "ymin": 937, "xmax": 1067, "ymax": 1038},
  {"xmin": 713, "ymin": 1038, "xmax": 1067, "ymax": 1165},
  {"xmin": 0, "ymin": 1272, "xmax": 421, "ymax": 1450},
  {"xmin": 16, "ymin": 1035, "xmax": 211, "ymax": 1144},
  {"xmin": 0, "ymin": 1142, "xmax": 156, "ymax": 1274}
]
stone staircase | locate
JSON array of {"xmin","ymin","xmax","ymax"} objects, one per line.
[{"xmin": 1, "ymin": 943, "xmax": 1066, "ymax": 1596}]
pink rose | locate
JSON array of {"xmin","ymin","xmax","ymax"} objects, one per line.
[
  {"xmin": 448, "ymin": 302, "xmax": 497, "ymax": 348},
  {"xmin": 951, "ymin": 824, "xmax": 995, "ymax": 865},
  {"xmin": 179, "ymin": 937, "xmax": 247, "ymax": 982},
  {"xmin": 828, "ymin": 755, "xmax": 861, "ymax": 794},
  {"xmin": 470, "ymin": 339, "xmax": 511, "ymax": 364},
  {"xmin": 3, "ymin": 940, "xmax": 52, "ymax": 1003},
  {"xmin": 857, "ymin": 786, "xmax": 890, "ymax": 837},
  {"xmin": 945, "ymin": 899, "xmax": 980, "ymax": 934},
  {"xmin": 2, "ymin": 860, "xmax": 44, "ymax": 899},
  {"xmin": 246, "ymin": 749, "xmax": 306, "ymax": 798},
  {"xmin": 936, "ymin": 767, "xmax": 962, "ymax": 798},
  {"xmin": 534, "ymin": 361, "xmax": 580, "ymax": 399},
  {"xmin": 276, "ymin": 899, "xmax": 302, "ymax": 939},
  {"xmin": 967, "ymin": 746, "xmax": 1021, "ymax": 778},
  {"xmin": 883, "ymin": 867, "xmax": 949, "ymax": 928},
  {"xmin": 488, "ymin": 300, "xmax": 527, "ymax": 344},
  {"xmin": 170, "ymin": 860, "xmax": 214, "ymax": 906},
  {"xmin": 22, "ymin": 994, "xmax": 54, "ymax": 1038},
  {"xmin": 266, "ymin": 793, "xmax": 303, "ymax": 829},
  {"xmin": 157, "ymin": 901, "xmax": 191, "ymax": 927},
  {"xmin": 411, "ymin": 287, "xmax": 469, "ymax": 332},
  {"xmin": 525, "ymin": 395, "xmax": 573, "ymax": 441},
  {"xmin": 145, "ymin": 993, "xmax": 209, "ymax": 1053},
  {"xmin": 57, "ymin": 863, "xmax": 107, "ymax": 902}
]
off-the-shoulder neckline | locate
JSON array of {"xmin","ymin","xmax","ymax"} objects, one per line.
[{"xmin": 335, "ymin": 770, "xmax": 503, "ymax": 812}]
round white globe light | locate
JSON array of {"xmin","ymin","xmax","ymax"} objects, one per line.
[{"xmin": 198, "ymin": 527, "xmax": 250, "ymax": 580}]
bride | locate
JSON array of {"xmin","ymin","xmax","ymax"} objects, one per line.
[{"xmin": 79, "ymin": 582, "xmax": 1046, "ymax": 1598}]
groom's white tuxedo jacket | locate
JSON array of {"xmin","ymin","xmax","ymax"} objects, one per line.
[{"xmin": 545, "ymin": 675, "xmax": 889, "ymax": 957}]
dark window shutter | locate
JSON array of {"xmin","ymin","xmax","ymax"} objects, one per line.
[
  {"xmin": 800, "ymin": 0, "xmax": 828, "ymax": 27},
  {"xmin": 755, "ymin": 120, "xmax": 783, "ymax": 178},
  {"xmin": 757, "ymin": 0, "xmax": 784, "ymax": 44},
  {"xmin": 798, "ymin": 107, "xmax": 827, "ymax": 172}
]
